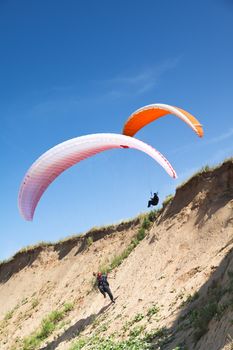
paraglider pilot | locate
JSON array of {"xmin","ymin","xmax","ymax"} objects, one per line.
[
  {"xmin": 93, "ymin": 272, "xmax": 115, "ymax": 303},
  {"xmin": 148, "ymin": 192, "xmax": 159, "ymax": 208}
]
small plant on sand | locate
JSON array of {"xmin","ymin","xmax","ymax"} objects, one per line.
[
  {"xmin": 141, "ymin": 217, "xmax": 151, "ymax": 230},
  {"xmin": 147, "ymin": 304, "xmax": 159, "ymax": 319},
  {"xmin": 122, "ymin": 320, "xmax": 131, "ymax": 333},
  {"xmin": 192, "ymin": 302, "xmax": 218, "ymax": 342},
  {"xmin": 69, "ymin": 338, "xmax": 86, "ymax": 350},
  {"xmin": 6, "ymin": 303, "xmax": 20, "ymax": 322},
  {"xmin": 86, "ymin": 236, "xmax": 93, "ymax": 248},
  {"xmin": 96, "ymin": 322, "xmax": 109, "ymax": 334},
  {"xmin": 4, "ymin": 309, "xmax": 14, "ymax": 321},
  {"xmin": 144, "ymin": 326, "xmax": 172, "ymax": 347},
  {"xmin": 171, "ymin": 346, "xmax": 188, "ymax": 350},
  {"xmin": 136, "ymin": 227, "xmax": 146, "ymax": 241},
  {"xmin": 63, "ymin": 302, "xmax": 74, "ymax": 312},
  {"xmin": 132, "ymin": 313, "xmax": 144, "ymax": 323},
  {"xmin": 129, "ymin": 325, "xmax": 145, "ymax": 337},
  {"xmin": 21, "ymin": 297, "xmax": 28, "ymax": 305},
  {"xmin": 200, "ymin": 165, "xmax": 211, "ymax": 173},
  {"xmin": 31, "ymin": 299, "xmax": 39, "ymax": 309},
  {"xmin": 180, "ymin": 292, "xmax": 199, "ymax": 307},
  {"xmin": 148, "ymin": 209, "xmax": 158, "ymax": 222},
  {"xmin": 162, "ymin": 194, "xmax": 174, "ymax": 207}
]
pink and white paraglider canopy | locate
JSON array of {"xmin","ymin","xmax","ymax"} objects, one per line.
[{"xmin": 18, "ymin": 133, "xmax": 177, "ymax": 221}]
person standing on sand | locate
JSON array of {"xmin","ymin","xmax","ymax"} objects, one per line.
[{"xmin": 93, "ymin": 272, "xmax": 115, "ymax": 303}]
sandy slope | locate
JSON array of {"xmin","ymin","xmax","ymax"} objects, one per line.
[{"xmin": 0, "ymin": 159, "xmax": 233, "ymax": 350}]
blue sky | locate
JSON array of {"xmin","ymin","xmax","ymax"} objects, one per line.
[{"xmin": 1, "ymin": 0, "xmax": 233, "ymax": 261}]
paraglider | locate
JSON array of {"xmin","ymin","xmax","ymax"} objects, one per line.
[
  {"xmin": 18, "ymin": 133, "xmax": 177, "ymax": 221},
  {"xmin": 147, "ymin": 192, "xmax": 159, "ymax": 208},
  {"xmin": 93, "ymin": 271, "xmax": 115, "ymax": 303},
  {"xmin": 122, "ymin": 103, "xmax": 203, "ymax": 138}
]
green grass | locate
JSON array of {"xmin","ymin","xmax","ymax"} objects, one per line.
[
  {"xmin": 132, "ymin": 313, "xmax": 144, "ymax": 323},
  {"xmin": 177, "ymin": 157, "xmax": 233, "ymax": 189},
  {"xmin": 31, "ymin": 299, "xmax": 39, "ymax": 309},
  {"xmin": 69, "ymin": 335, "xmax": 150, "ymax": 350},
  {"xmin": 162, "ymin": 194, "xmax": 174, "ymax": 207},
  {"xmin": 136, "ymin": 227, "xmax": 146, "ymax": 241},
  {"xmin": 178, "ymin": 281, "xmax": 228, "ymax": 342},
  {"xmin": 129, "ymin": 325, "xmax": 145, "ymax": 337},
  {"xmin": 98, "ymin": 215, "xmax": 152, "ymax": 276},
  {"xmin": 86, "ymin": 237, "xmax": 93, "ymax": 248},
  {"xmin": 141, "ymin": 217, "xmax": 151, "ymax": 230},
  {"xmin": 192, "ymin": 302, "xmax": 218, "ymax": 342},
  {"xmin": 22, "ymin": 302, "xmax": 74, "ymax": 350},
  {"xmin": 3, "ymin": 303, "xmax": 20, "ymax": 322},
  {"xmin": 69, "ymin": 306, "xmax": 169, "ymax": 350},
  {"xmin": 180, "ymin": 292, "xmax": 199, "ymax": 307},
  {"xmin": 63, "ymin": 302, "xmax": 74, "ymax": 312},
  {"xmin": 4, "ymin": 309, "xmax": 14, "ymax": 321},
  {"xmin": 147, "ymin": 209, "xmax": 159, "ymax": 222},
  {"xmin": 143, "ymin": 327, "xmax": 172, "ymax": 347},
  {"xmin": 147, "ymin": 304, "xmax": 159, "ymax": 319}
]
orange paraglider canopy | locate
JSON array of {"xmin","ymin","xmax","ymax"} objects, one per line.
[{"xmin": 122, "ymin": 103, "xmax": 203, "ymax": 138}]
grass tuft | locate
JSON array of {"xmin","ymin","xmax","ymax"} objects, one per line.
[{"xmin": 22, "ymin": 302, "xmax": 74, "ymax": 350}]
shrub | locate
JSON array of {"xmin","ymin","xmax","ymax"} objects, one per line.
[
  {"xmin": 31, "ymin": 299, "xmax": 39, "ymax": 309},
  {"xmin": 147, "ymin": 304, "xmax": 159, "ymax": 318},
  {"xmin": 136, "ymin": 227, "xmax": 146, "ymax": 241},
  {"xmin": 132, "ymin": 313, "xmax": 144, "ymax": 323},
  {"xmin": 200, "ymin": 165, "xmax": 211, "ymax": 173},
  {"xmin": 63, "ymin": 302, "xmax": 74, "ymax": 313},
  {"xmin": 69, "ymin": 335, "xmax": 150, "ymax": 350},
  {"xmin": 144, "ymin": 327, "xmax": 168, "ymax": 342},
  {"xmin": 191, "ymin": 302, "xmax": 218, "ymax": 342},
  {"xmin": 86, "ymin": 236, "xmax": 93, "ymax": 247},
  {"xmin": 148, "ymin": 210, "xmax": 157, "ymax": 222},
  {"xmin": 162, "ymin": 194, "xmax": 174, "ymax": 207},
  {"xmin": 4, "ymin": 309, "xmax": 14, "ymax": 321},
  {"xmin": 129, "ymin": 325, "xmax": 145, "ymax": 337},
  {"xmin": 69, "ymin": 338, "xmax": 86, "ymax": 350},
  {"xmin": 141, "ymin": 217, "xmax": 151, "ymax": 230}
]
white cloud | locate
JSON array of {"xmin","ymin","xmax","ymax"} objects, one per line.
[
  {"xmin": 171, "ymin": 128, "xmax": 233, "ymax": 155},
  {"xmin": 101, "ymin": 57, "xmax": 181, "ymax": 96},
  {"xmin": 27, "ymin": 57, "xmax": 182, "ymax": 118},
  {"xmin": 204, "ymin": 128, "xmax": 233, "ymax": 145}
]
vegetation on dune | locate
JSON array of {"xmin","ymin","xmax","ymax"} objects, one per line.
[
  {"xmin": 0, "ymin": 219, "xmax": 139, "ymax": 267},
  {"xmin": 67, "ymin": 302, "xmax": 175, "ymax": 350},
  {"xmin": 69, "ymin": 335, "xmax": 150, "ymax": 350},
  {"xmin": 68, "ymin": 325, "xmax": 181, "ymax": 350},
  {"xmin": 162, "ymin": 194, "xmax": 174, "ymax": 208},
  {"xmin": 176, "ymin": 270, "xmax": 233, "ymax": 343},
  {"xmin": 21, "ymin": 302, "xmax": 74, "ymax": 350},
  {"xmin": 177, "ymin": 157, "xmax": 233, "ymax": 189},
  {"xmin": 97, "ymin": 214, "xmax": 156, "ymax": 275},
  {"xmin": 86, "ymin": 236, "xmax": 94, "ymax": 248}
]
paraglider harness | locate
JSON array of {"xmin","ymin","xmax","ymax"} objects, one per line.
[
  {"xmin": 148, "ymin": 192, "xmax": 159, "ymax": 207},
  {"xmin": 97, "ymin": 273, "xmax": 109, "ymax": 287}
]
